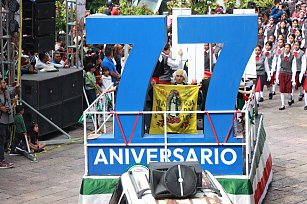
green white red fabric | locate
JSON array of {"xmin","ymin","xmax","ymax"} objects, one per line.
[
  {"xmin": 79, "ymin": 178, "xmax": 117, "ymax": 204},
  {"xmin": 217, "ymin": 117, "xmax": 272, "ymax": 204}
]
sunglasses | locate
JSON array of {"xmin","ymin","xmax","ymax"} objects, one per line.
[{"xmin": 176, "ymin": 75, "xmax": 183, "ymax": 77}]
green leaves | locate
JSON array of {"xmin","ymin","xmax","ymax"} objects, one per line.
[{"xmin": 56, "ymin": 0, "xmax": 66, "ymax": 34}]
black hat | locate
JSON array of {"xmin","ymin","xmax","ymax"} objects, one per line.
[
  {"xmin": 84, "ymin": 63, "xmax": 95, "ymax": 71},
  {"xmin": 106, "ymin": 1, "xmax": 113, "ymax": 7}
]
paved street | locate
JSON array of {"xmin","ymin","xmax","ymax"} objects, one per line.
[
  {"xmin": 1, "ymin": 90, "xmax": 307, "ymax": 203},
  {"xmin": 0, "ymin": 127, "xmax": 85, "ymax": 204},
  {"xmin": 262, "ymin": 90, "xmax": 307, "ymax": 204}
]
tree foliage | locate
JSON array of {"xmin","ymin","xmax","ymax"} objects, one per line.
[
  {"xmin": 56, "ymin": 0, "xmax": 66, "ymax": 34},
  {"xmin": 166, "ymin": 0, "xmax": 217, "ymax": 15},
  {"xmin": 253, "ymin": 0, "xmax": 274, "ymax": 9},
  {"xmin": 98, "ymin": 0, "xmax": 154, "ymax": 15},
  {"xmin": 224, "ymin": 0, "xmax": 274, "ymax": 9}
]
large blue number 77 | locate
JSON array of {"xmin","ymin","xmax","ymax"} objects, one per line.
[{"xmin": 86, "ymin": 15, "xmax": 257, "ymax": 142}]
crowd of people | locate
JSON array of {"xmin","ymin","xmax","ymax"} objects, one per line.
[
  {"xmin": 256, "ymin": 0, "xmax": 307, "ymax": 110},
  {"xmin": 0, "ymin": 81, "xmax": 45, "ymax": 169}
]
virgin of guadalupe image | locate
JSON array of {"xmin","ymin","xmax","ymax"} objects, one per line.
[{"xmin": 167, "ymin": 90, "xmax": 181, "ymax": 117}]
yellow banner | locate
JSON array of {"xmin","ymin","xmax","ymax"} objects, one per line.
[{"xmin": 149, "ymin": 85, "xmax": 199, "ymax": 134}]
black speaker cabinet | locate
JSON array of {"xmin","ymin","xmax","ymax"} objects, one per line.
[
  {"xmin": 23, "ymin": 35, "xmax": 55, "ymax": 53},
  {"xmin": 62, "ymin": 95, "xmax": 83, "ymax": 128},
  {"xmin": 24, "ymin": 103, "xmax": 63, "ymax": 136},
  {"xmin": 21, "ymin": 72, "xmax": 62, "ymax": 108},
  {"xmin": 21, "ymin": 69, "xmax": 83, "ymax": 136},
  {"xmin": 61, "ymin": 69, "xmax": 84, "ymax": 100},
  {"xmin": 24, "ymin": 18, "xmax": 55, "ymax": 36},
  {"xmin": 23, "ymin": 1, "xmax": 55, "ymax": 20}
]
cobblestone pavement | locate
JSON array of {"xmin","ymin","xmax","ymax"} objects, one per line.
[
  {"xmin": 1, "ymin": 91, "xmax": 307, "ymax": 203},
  {"xmin": 262, "ymin": 91, "xmax": 307, "ymax": 204},
  {"xmin": 0, "ymin": 127, "xmax": 85, "ymax": 204}
]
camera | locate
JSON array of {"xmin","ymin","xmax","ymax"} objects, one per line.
[{"xmin": 6, "ymin": 106, "xmax": 11, "ymax": 115}]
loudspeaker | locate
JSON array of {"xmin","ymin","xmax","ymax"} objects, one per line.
[
  {"xmin": 149, "ymin": 162, "xmax": 202, "ymax": 199},
  {"xmin": 23, "ymin": 1, "xmax": 55, "ymax": 19},
  {"xmin": 61, "ymin": 69, "xmax": 84, "ymax": 100},
  {"xmin": 23, "ymin": 35, "xmax": 55, "ymax": 53},
  {"xmin": 24, "ymin": 103, "xmax": 63, "ymax": 136},
  {"xmin": 62, "ymin": 96, "xmax": 83, "ymax": 128},
  {"xmin": 24, "ymin": 18, "xmax": 55, "ymax": 36},
  {"xmin": 22, "ymin": 0, "xmax": 55, "ymax": 52},
  {"xmin": 21, "ymin": 73, "xmax": 62, "ymax": 108},
  {"xmin": 21, "ymin": 69, "xmax": 83, "ymax": 136}
]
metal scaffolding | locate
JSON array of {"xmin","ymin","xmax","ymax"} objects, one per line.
[
  {"xmin": 66, "ymin": 0, "xmax": 83, "ymax": 68},
  {"xmin": 0, "ymin": 0, "xmax": 17, "ymax": 84}
]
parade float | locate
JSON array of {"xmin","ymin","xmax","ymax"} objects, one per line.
[{"xmin": 79, "ymin": 14, "xmax": 272, "ymax": 204}]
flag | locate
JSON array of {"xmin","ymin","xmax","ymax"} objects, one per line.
[{"xmin": 149, "ymin": 84, "xmax": 199, "ymax": 134}]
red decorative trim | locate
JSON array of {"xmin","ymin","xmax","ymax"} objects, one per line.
[{"xmin": 254, "ymin": 154, "xmax": 273, "ymax": 204}]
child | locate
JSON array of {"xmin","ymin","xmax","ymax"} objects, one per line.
[
  {"xmin": 101, "ymin": 67, "xmax": 113, "ymax": 111},
  {"xmin": 84, "ymin": 63, "xmax": 97, "ymax": 105},
  {"xmin": 292, "ymin": 41, "xmax": 306, "ymax": 101},
  {"xmin": 276, "ymin": 43, "xmax": 296, "ymax": 110},
  {"xmin": 254, "ymin": 45, "xmax": 270, "ymax": 105},
  {"xmin": 101, "ymin": 67, "xmax": 113, "ymax": 91},
  {"xmin": 262, "ymin": 41, "xmax": 275, "ymax": 99},
  {"xmin": 28, "ymin": 122, "xmax": 46, "ymax": 153},
  {"xmin": 299, "ymin": 58, "xmax": 307, "ymax": 110},
  {"xmin": 10, "ymin": 105, "xmax": 27, "ymax": 154}
]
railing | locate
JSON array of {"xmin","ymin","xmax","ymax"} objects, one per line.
[{"xmin": 83, "ymin": 91, "xmax": 257, "ymax": 178}]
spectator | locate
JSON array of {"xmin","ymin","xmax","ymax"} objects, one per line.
[
  {"xmin": 101, "ymin": 46, "xmax": 120, "ymax": 85},
  {"xmin": 84, "ymin": 63, "xmax": 98, "ymax": 105},
  {"xmin": 20, "ymin": 55, "xmax": 37, "ymax": 74},
  {"xmin": 271, "ymin": 0, "xmax": 284, "ymax": 23},
  {"xmin": 0, "ymin": 80, "xmax": 14, "ymax": 168},
  {"xmin": 204, "ymin": 43, "xmax": 216, "ymax": 72},
  {"xmin": 101, "ymin": 67, "xmax": 113, "ymax": 111},
  {"xmin": 101, "ymin": 67, "xmax": 113, "ymax": 91},
  {"xmin": 113, "ymin": 44, "xmax": 123, "ymax": 75},
  {"xmin": 152, "ymin": 43, "xmax": 183, "ymax": 84},
  {"xmin": 52, "ymin": 50, "xmax": 69, "ymax": 68},
  {"xmin": 291, "ymin": 4, "xmax": 301, "ymax": 19},
  {"xmin": 10, "ymin": 105, "xmax": 27, "ymax": 155},
  {"xmin": 28, "ymin": 122, "xmax": 46, "ymax": 153},
  {"xmin": 104, "ymin": 1, "xmax": 113, "ymax": 15},
  {"xmin": 35, "ymin": 53, "xmax": 51, "ymax": 70},
  {"xmin": 111, "ymin": 6, "xmax": 119, "ymax": 15},
  {"xmin": 172, "ymin": 69, "xmax": 188, "ymax": 85}
]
